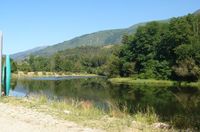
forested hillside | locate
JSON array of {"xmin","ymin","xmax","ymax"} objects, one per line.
[
  {"xmin": 108, "ymin": 13, "xmax": 200, "ymax": 81},
  {"xmin": 11, "ymin": 23, "xmax": 149, "ymax": 60},
  {"xmin": 16, "ymin": 46, "xmax": 117, "ymax": 75},
  {"xmin": 15, "ymin": 13, "xmax": 200, "ymax": 82},
  {"xmin": 11, "ymin": 46, "xmax": 47, "ymax": 61}
]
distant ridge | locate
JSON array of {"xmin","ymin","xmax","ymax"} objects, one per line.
[
  {"xmin": 11, "ymin": 22, "xmax": 147, "ymax": 60},
  {"xmin": 30, "ymin": 23, "xmax": 144, "ymax": 57},
  {"xmin": 28, "ymin": 20, "xmax": 169, "ymax": 57},
  {"xmin": 11, "ymin": 46, "xmax": 47, "ymax": 61},
  {"xmin": 194, "ymin": 9, "xmax": 200, "ymax": 15},
  {"xmin": 13, "ymin": 8, "xmax": 200, "ymax": 61}
]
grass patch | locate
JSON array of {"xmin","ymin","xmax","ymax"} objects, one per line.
[
  {"xmin": 109, "ymin": 78, "xmax": 175, "ymax": 86},
  {"xmin": 0, "ymin": 96, "xmax": 175, "ymax": 132},
  {"xmin": 180, "ymin": 81, "xmax": 200, "ymax": 87},
  {"xmin": 109, "ymin": 77, "xmax": 200, "ymax": 87},
  {"xmin": 134, "ymin": 107, "xmax": 159, "ymax": 124}
]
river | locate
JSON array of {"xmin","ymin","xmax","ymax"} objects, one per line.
[{"xmin": 10, "ymin": 76, "xmax": 200, "ymax": 129}]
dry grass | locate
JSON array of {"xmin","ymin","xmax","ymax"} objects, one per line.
[{"xmin": 0, "ymin": 96, "xmax": 176, "ymax": 132}]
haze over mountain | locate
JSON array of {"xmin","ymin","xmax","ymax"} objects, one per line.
[
  {"xmin": 11, "ymin": 9, "xmax": 200, "ymax": 61},
  {"xmin": 194, "ymin": 9, "xmax": 200, "ymax": 15},
  {"xmin": 11, "ymin": 46, "xmax": 47, "ymax": 61},
  {"xmin": 11, "ymin": 22, "xmax": 146, "ymax": 60}
]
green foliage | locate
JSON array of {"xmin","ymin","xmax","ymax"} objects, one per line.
[
  {"xmin": 17, "ymin": 62, "xmax": 31, "ymax": 72},
  {"xmin": 17, "ymin": 23, "xmax": 146, "ymax": 57},
  {"xmin": 107, "ymin": 14, "xmax": 200, "ymax": 81},
  {"xmin": 11, "ymin": 59, "xmax": 17, "ymax": 73},
  {"xmin": 15, "ymin": 13, "xmax": 200, "ymax": 82},
  {"xmin": 17, "ymin": 46, "xmax": 115, "ymax": 75},
  {"xmin": 121, "ymin": 62, "xmax": 135, "ymax": 77},
  {"xmin": 102, "ymin": 55, "xmax": 121, "ymax": 77},
  {"xmin": 172, "ymin": 58, "xmax": 200, "ymax": 82}
]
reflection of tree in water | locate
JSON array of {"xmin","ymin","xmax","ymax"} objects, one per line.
[
  {"xmin": 52, "ymin": 78, "xmax": 113, "ymax": 111},
  {"xmin": 13, "ymin": 78, "xmax": 200, "ymax": 129},
  {"xmin": 169, "ymin": 86, "xmax": 200, "ymax": 129},
  {"xmin": 108, "ymin": 84, "xmax": 200, "ymax": 129},
  {"xmin": 11, "ymin": 79, "xmax": 17, "ymax": 90},
  {"xmin": 108, "ymin": 84, "xmax": 179, "ymax": 116},
  {"xmin": 17, "ymin": 78, "xmax": 111, "ymax": 102},
  {"xmin": 169, "ymin": 86, "xmax": 200, "ymax": 111}
]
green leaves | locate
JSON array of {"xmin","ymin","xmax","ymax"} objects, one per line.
[
  {"xmin": 111, "ymin": 13, "xmax": 200, "ymax": 81},
  {"xmin": 16, "ymin": 13, "xmax": 200, "ymax": 82},
  {"xmin": 172, "ymin": 58, "xmax": 200, "ymax": 82}
]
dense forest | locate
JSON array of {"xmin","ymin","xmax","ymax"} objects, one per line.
[
  {"xmin": 15, "ymin": 46, "xmax": 116, "ymax": 75},
  {"xmin": 109, "ymin": 13, "xmax": 200, "ymax": 81},
  {"xmin": 15, "ymin": 13, "xmax": 200, "ymax": 81}
]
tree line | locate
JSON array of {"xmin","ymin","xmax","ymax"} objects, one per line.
[
  {"xmin": 107, "ymin": 13, "xmax": 200, "ymax": 81},
  {"xmin": 16, "ymin": 46, "xmax": 116, "ymax": 75},
  {"xmin": 15, "ymin": 13, "xmax": 200, "ymax": 81}
]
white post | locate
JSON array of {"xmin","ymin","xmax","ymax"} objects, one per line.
[{"xmin": 0, "ymin": 32, "xmax": 2, "ymax": 96}]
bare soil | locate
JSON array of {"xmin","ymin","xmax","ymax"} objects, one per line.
[{"xmin": 0, "ymin": 103, "xmax": 103, "ymax": 132}]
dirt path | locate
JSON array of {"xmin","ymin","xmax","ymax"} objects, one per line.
[{"xmin": 0, "ymin": 103, "xmax": 103, "ymax": 132}]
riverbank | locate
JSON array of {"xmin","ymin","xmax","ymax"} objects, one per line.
[
  {"xmin": 0, "ymin": 96, "xmax": 174, "ymax": 132},
  {"xmin": 0, "ymin": 101, "xmax": 100, "ymax": 132},
  {"xmin": 109, "ymin": 77, "xmax": 200, "ymax": 87},
  {"xmin": 12, "ymin": 71, "xmax": 98, "ymax": 78}
]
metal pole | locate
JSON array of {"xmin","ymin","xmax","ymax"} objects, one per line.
[
  {"xmin": 6, "ymin": 55, "xmax": 11, "ymax": 96},
  {"xmin": 0, "ymin": 32, "xmax": 2, "ymax": 96}
]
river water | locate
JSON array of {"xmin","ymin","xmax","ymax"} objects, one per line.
[{"xmin": 10, "ymin": 76, "xmax": 200, "ymax": 129}]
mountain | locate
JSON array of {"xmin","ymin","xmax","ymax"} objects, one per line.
[
  {"xmin": 194, "ymin": 9, "xmax": 200, "ymax": 15},
  {"xmin": 31, "ymin": 23, "xmax": 148, "ymax": 57},
  {"xmin": 24, "ymin": 12, "xmax": 200, "ymax": 61},
  {"xmin": 11, "ymin": 9, "xmax": 200, "ymax": 61},
  {"xmin": 11, "ymin": 22, "xmax": 147, "ymax": 60},
  {"xmin": 11, "ymin": 46, "xmax": 47, "ymax": 61}
]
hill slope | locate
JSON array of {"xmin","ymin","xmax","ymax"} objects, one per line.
[
  {"xmin": 11, "ymin": 9, "xmax": 200, "ymax": 61},
  {"xmin": 11, "ymin": 46, "xmax": 47, "ymax": 61},
  {"xmin": 194, "ymin": 9, "xmax": 200, "ymax": 15},
  {"xmin": 12, "ymin": 18, "xmax": 173, "ymax": 61},
  {"xmin": 31, "ymin": 23, "xmax": 147, "ymax": 57},
  {"xmin": 11, "ymin": 22, "xmax": 149, "ymax": 61}
]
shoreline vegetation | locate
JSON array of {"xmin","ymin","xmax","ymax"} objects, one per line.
[
  {"xmin": 12, "ymin": 71, "xmax": 200, "ymax": 87},
  {"xmin": 109, "ymin": 77, "xmax": 200, "ymax": 87},
  {"xmin": 13, "ymin": 14, "xmax": 200, "ymax": 83},
  {"xmin": 12, "ymin": 71, "xmax": 98, "ymax": 78},
  {"xmin": 8, "ymin": 13, "xmax": 200, "ymax": 131},
  {"xmin": 0, "ymin": 96, "xmax": 175, "ymax": 132}
]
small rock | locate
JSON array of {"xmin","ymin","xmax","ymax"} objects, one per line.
[
  {"xmin": 152, "ymin": 122, "xmax": 171, "ymax": 129},
  {"xmin": 64, "ymin": 110, "xmax": 71, "ymax": 115}
]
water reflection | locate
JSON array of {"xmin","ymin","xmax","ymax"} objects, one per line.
[{"xmin": 10, "ymin": 77, "xmax": 200, "ymax": 129}]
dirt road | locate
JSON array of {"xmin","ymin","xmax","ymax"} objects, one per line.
[{"xmin": 0, "ymin": 103, "xmax": 103, "ymax": 132}]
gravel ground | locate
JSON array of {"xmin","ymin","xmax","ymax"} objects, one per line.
[{"xmin": 0, "ymin": 103, "xmax": 103, "ymax": 132}]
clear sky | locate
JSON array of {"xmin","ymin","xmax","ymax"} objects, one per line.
[{"xmin": 0, "ymin": 0, "xmax": 200, "ymax": 54}]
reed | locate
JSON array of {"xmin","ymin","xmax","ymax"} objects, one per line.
[{"xmin": 0, "ymin": 96, "xmax": 175, "ymax": 131}]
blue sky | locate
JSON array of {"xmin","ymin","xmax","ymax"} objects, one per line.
[{"xmin": 0, "ymin": 0, "xmax": 200, "ymax": 54}]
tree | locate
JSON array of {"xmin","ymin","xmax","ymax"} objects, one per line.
[
  {"xmin": 53, "ymin": 53, "xmax": 63, "ymax": 72},
  {"xmin": 18, "ymin": 62, "xmax": 31, "ymax": 72},
  {"xmin": 11, "ymin": 59, "xmax": 17, "ymax": 73},
  {"xmin": 172, "ymin": 58, "xmax": 200, "ymax": 82},
  {"xmin": 121, "ymin": 62, "xmax": 135, "ymax": 77},
  {"xmin": 28, "ymin": 55, "xmax": 35, "ymax": 71}
]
